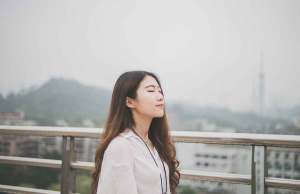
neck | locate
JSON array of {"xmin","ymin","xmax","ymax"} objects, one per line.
[{"xmin": 132, "ymin": 111, "xmax": 152, "ymax": 140}]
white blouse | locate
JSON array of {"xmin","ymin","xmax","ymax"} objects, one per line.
[{"xmin": 96, "ymin": 128, "xmax": 170, "ymax": 194}]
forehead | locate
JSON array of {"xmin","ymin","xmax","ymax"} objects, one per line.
[{"xmin": 139, "ymin": 75, "xmax": 160, "ymax": 88}]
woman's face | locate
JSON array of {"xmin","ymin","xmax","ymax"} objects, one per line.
[{"xmin": 127, "ymin": 75, "xmax": 165, "ymax": 118}]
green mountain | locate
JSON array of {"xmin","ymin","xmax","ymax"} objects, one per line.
[{"xmin": 0, "ymin": 78, "xmax": 111, "ymax": 126}]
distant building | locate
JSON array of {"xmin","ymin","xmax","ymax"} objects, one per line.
[
  {"xmin": 0, "ymin": 111, "xmax": 37, "ymax": 126},
  {"xmin": 176, "ymin": 143, "xmax": 250, "ymax": 194},
  {"xmin": 176, "ymin": 142, "xmax": 300, "ymax": 194},
  {"xmin": 0, "ymin": 111, "xmax": 24, "ymax": 121},
  {"xmin": 266, "ymin": 148, "xmax": 300, "ymax": 194}
]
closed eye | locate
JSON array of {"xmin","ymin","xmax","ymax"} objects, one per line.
[{"xmin": 148, "ymin": 90, "xmax": 163, "ymax": 94}]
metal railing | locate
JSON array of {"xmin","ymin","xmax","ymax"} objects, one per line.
[{"xmin": 0, "ymin": 125, "xmax": 300, "ymax": 194}]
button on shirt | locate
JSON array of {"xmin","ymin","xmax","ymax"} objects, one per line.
[{"xmin": 96, "ymin": 128, "xmax": 170, "ymax": 194}]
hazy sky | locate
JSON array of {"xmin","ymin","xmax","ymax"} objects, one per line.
[{"xmin": 1, "ymin": 0, "xmax": 299, "ymax": 111}]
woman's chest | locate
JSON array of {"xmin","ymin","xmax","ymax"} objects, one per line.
[{"xmin": 132, "ymin": 146, "xmax": 164, "ymax": 186}]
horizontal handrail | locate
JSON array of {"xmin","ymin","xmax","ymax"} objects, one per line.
[
  {"xmin": 0, "ymin": 184, "xmax": 60, "ymax": 194},
  {"xmin": 0, "ymin": 125, "xmax": 101, "ymax": 138},
  {"xmin": 265, "ymin": 177, "xmax": 300, "ymax": 190},
  {"xmin": 172, "ymin": 131, "xmax": 300, "ymax": 148},
  {"xmin": 181, "ymin": 169, "xmax": 251, "ymax": 185},
  {"xmin": 1, "ymin": 125, "xmax": 300, "ymax": 147},
  {"xmin": 71, "ymin": 161, "xmax": 94, "ymax": 171},
  {"xmin": 0, "ymin": 156, "xmax": 61, "ymax": 169}
]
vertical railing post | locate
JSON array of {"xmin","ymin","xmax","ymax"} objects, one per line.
[
  {"xmin": 263, "ymin": 146, "xmax": 267, "ymax": 194},
  {"xmin": 255, "ymin": 146, "xmax": 267, "ymax": 194},
  {"xmin": 61, "ymin": 136, "xmax": 76, "ymax": 194},
  {"xmin": 251, "ymin": 145, "xmax": 256, "ymax": 194},
  {"xmin": 70, "ymin": 137, "xmax": 76, "ymax": 193}
]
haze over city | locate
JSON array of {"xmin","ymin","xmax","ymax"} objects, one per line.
[{"xmin": 1, "ymin": 0, "xmax": 300, "ymax": 112}]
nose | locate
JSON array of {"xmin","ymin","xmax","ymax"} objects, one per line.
[{"xmin": 157, "ymin": 92, "xmax": 164, "ymax": 102}]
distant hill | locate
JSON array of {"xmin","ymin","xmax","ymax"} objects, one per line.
[
  {"xmin": 0, "ymin": 78, "xmax": 111, "ymax": 126},
  {"xmin": 0, "ymin": 78, "xmax": 299, "ymax": 134},
  {"xmin": 167, "ymin": 103, "xmax": 299, "ymax": 134}
]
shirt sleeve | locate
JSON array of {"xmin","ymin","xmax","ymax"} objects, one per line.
[{"xmin": 96, "ymin": 138, "xmax": 138, "ymax": 194}]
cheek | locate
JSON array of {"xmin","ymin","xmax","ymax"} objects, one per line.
[
  {"xmin": 136, "ymin": 93, "xmax": 155, "ymax": 110},
  {"xmin": 139, "ymin": 92, "xmax": 154, "ymax": 103}
]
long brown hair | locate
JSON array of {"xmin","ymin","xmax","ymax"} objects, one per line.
[{"xmin": 91, "ymin": 70, "xmax": 180, "ymax": 194}]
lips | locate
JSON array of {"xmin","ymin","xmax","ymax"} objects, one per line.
[{"xmin": 155, "ymin": 104, "xmax": 164, "ymax": 108}]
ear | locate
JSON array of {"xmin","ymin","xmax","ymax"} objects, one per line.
[{"xmin": 126, "ymin": 97, "xmax": 136, "ymax": 109}]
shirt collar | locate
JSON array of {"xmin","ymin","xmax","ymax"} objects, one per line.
[
  {"xmin": 121, "ymin": 128, "xmax": 158, "ymax": 153},
  {"xmin": 120, "ymin": 127, "xmax": 136, "ymax": 138}
]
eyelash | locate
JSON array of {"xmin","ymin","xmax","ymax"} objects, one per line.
[{"xmin": 148, "ymin": 90, "xmax": 163, "ymax": 94}]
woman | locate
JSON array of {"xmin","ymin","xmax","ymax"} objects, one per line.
[{"xmin": 92, "ymin": 70, "xmax": 180, "ymax": 194}]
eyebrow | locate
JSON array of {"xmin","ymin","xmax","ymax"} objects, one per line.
[{"xmin": 144, "ymin": 84, "xmax": 161, "ymax": 89}]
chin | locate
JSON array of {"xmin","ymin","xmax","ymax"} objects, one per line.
[{"xmin": 154, "ymin": 112, "xmax": 164, "ymax": 118}]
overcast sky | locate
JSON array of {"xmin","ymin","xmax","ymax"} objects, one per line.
[{"xmin": 0, "ymin": 0, "xmax": 299, "ymax": 112}]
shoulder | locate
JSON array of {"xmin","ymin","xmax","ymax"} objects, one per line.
[
  {"xmin": 106, "ymin": 135, "xmax": 131, "ymax": 154},
  {"xmin": 104, "ymin": 135, "xmax": 135, "ymax": 165},
  {"xmin": 104, "ymin": 128, "xmax": 137, "ymax": 156}
]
